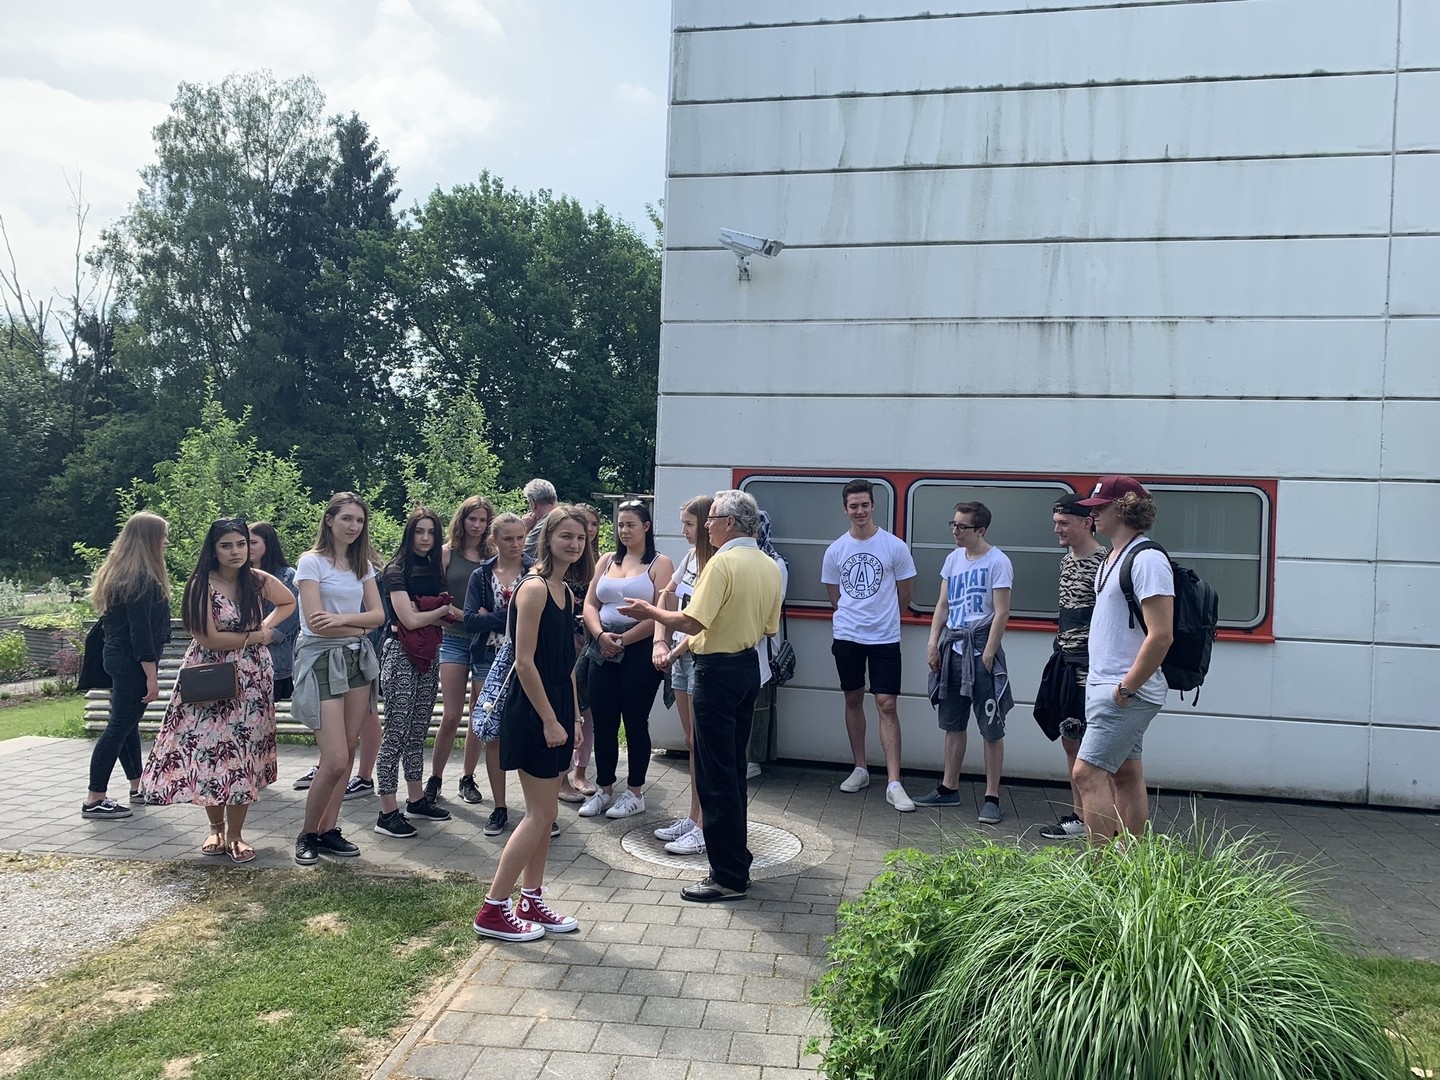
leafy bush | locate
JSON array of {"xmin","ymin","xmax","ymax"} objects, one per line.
[
  {"xmin": 0, "ymin": 577, "xmax": 24, "ymax": 615},
  {"xmin": 0, "ymin": 631, "xmax": 28, "ymax": 678},
  {"xmin": 809, "ymin": 834, "xmax": 1408, "ymax": 1080}
]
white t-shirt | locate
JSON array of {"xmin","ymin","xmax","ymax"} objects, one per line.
[
  {"xmin": 821, "ymin": 528, "xmax": 917, "ymax": 644},
  {"xmin": 940, "ymin": 546, "xmax": 1014, "ymax": 651},
  {"xmin": 669, "ymin": 551, "xmax": 701, "ymax": 648},
  {"xmin": 294, "ymin": 552, "xmax": 375, "ymax": 637},
  {"xmin": 1086, "ymin": 539, "xmax": 1175, "ymax": 704}
]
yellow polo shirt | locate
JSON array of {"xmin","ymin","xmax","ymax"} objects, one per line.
[{"xmin": 687, "ymin": 539, "xmax": 783, "ymax": 655}]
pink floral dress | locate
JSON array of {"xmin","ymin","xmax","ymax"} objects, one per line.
[{"xmin": 141, "ymin": 588, "xmax": 277, "ymax": 806}]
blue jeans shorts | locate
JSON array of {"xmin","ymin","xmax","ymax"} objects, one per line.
[
  {"xmin": 438, "ymin": 634, "xmax": 485, "ymax": 678},
  {"xmin": 1078, "ymin": 683, "xmax": 1163, "ymax": 774},
  {"xmin": 669, "ymin": 650, "xmax": 696, "ymax": 694}
]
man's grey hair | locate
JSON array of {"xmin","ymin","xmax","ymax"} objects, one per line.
[
  {"xmin": 523, "ymin": 478, "xmax": 557, "ymax": 506},
  {"xmin": 711, "ymin": 489, "xmax": 760, "ymax": 536}
]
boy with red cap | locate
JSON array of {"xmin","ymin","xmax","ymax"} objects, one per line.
[{"xmin": 1073, "ymin": 476, "xmax": 1173, "ymax": 843}]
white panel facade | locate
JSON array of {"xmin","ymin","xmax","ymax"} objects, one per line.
[{"xmin": 659, "ymin": 0, "xmax": 1440, "ymax": 806}]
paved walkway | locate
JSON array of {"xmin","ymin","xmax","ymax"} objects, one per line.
[{"xmin": 5, "ymin": 735, "xmax": 1440, "ymax": 1080}]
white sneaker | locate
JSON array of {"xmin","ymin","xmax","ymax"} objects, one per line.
[
  {"xmin": 654, "ymin": 817, "xmax": 697, "ymax": 842},
  {"xmin": 578, "ymin": 790, "xmax": 613, "ymax": 817},
  {"xmin": 746, "ymin": 762, "xmax": 762, "ymax": 780},
  {"xmin": 886, "ymin": 782, "xmax": 916, "ymax": 813},
  {"xmin": 665, "ymin": 827, "xmax": 707, "ymax": 855},
  {"xmin": 606, "ymin": 790, "xmax": 646, "ymax": 818},
  {"xmin": 840, "ymin": 767, "xmax": 870, "ymax": 793}
]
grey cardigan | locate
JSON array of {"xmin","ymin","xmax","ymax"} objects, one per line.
[{"xmin": 290, "ymin": 634, "xmax": 379, "ymax": 730}]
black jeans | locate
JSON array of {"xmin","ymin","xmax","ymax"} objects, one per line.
[
  {"xmin": 692, "ymin": 649, "xmax": 760, "ymax": 890},
  {"xmin": 89, "ymin": 644, "xmax": 147, "ymax": 795},
  {"xmin": 588, "ymin": 639, "xmax": 663, "ymax": 789}
]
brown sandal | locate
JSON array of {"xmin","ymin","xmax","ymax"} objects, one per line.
[
  {"xmin": 227, "ymin": 839, "xmax": 256, "ymax": 864},
  {"xmin": 201, "ymin": 831, "xmax": 226, "ymax": 857}
]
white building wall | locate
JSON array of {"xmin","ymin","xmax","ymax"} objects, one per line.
[{"xmin": 656, "ymin": 0, "xmax": 1440, "ymax": 807}]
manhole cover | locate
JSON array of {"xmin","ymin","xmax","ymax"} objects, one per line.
[
  {"xmin": 583, "ymin": 814, "xmax": 834, "ymax": 880},
  {"xmin": 621, "ymin": 820, "xmax": 802, "ymax": 872}
]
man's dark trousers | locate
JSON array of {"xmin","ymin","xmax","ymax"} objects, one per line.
[{"xmin": 692, "ymin": 649, "xmax": 760, "ymax": 891}]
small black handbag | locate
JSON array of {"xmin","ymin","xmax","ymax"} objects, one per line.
[
  {"xmin": 76, "ymin": 621, "xmax": 111, "ymax": 691},
  {"xmin": 766, "ymin": 610, "xmax": 797, "ymax": 687},
  {"xmin": 177, "ymin": 661, "xmax": 240, "ymax": 704}
]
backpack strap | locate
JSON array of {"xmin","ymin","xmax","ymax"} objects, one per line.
[{"xmin": 1117, "ymin": 540, "xmax": 1167, "ymax": 635}]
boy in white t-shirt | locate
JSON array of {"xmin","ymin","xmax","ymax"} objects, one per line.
[
  {"xmin": 820, "ymin": 479, "xmax": 918, "ymax": 811},
  {"xmin": 918, "ymin": 501, "xmax": 1014, "ymax": 824},
  {"xmin": 1073, "ymin": 475, "xmax": 1175, "ymax": 844}
]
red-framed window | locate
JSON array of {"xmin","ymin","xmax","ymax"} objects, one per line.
[{"xmin": 736, "ymin": 469, "xmax": 1276, "ymax": 643}]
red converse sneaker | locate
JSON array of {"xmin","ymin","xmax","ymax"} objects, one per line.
[
  {"xmin": 517, "ymin": 889, "xmax": 580, "ymax": 934},
  {"xmin": 472, "ymin": 899, "xmax": 544, "ymax": 942}
]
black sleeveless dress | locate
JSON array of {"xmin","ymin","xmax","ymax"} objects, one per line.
[{"xmin": 499, "ymin": 577, "xmax": 576, "ymax": 778}]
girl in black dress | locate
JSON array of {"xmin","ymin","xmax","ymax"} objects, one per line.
[{"xmin": 473, "ymin": 506, "xmax": 596, "ymax": 942}]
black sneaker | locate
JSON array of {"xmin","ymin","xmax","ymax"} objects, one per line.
[
  {"xmin": 405, "ymin": 796, "xmax": 452, "ymax": 822},
  {"xmin": 1039, "ymin": 814, "xmax": 1087, "ymax": 840},
  {"xmin": 550, "ymin": 820, "xmax": 561, "ymax": 839},
  {"xmin": 316, "ymin": 827, "xmax": 360, "ymax": 858},
  {"xmin": 295, "ymin": 832, "xmax": 320, "ymax": 865},
  {"xmin": 424, "ymin": 775, "xmax": 442, "ymax": 802},
  {"xmin": 80, "ymin": 798, "xmax": 132, "ymax": 820},
  {"xmin": 457, "ymin": 775, "xmax": 484, "ymax": 804},
  {"xmin": 293, "ymin": 765, "xmax": 318, "ymax": 790},
  {"xmin": 483, "ymin": 806, "xmax": 509, "ymax": 837},
  {"xmin": 375, "ymin": 810, "xmax": 417, "ymax": 838},
  {"xmin": 342, "ymin": 776, "xmax": 374, "ymax": 801}
]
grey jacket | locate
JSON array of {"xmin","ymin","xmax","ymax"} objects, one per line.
[{"xmin": 291, "ymin": 634, "xmax": 379, "ymax": 730}]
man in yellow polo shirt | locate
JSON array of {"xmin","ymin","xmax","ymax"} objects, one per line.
[{"xmin": 620, "ymin": 489, "xmax": 782, "ymax": 902}]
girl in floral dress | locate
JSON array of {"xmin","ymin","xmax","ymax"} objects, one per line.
[{"xmin": 141, "ymin": 517, "xmax": 296, "ymax": 863}]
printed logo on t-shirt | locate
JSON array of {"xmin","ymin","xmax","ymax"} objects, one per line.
[
  {"xmin": 840, "ymin": 552, "xmax": 885, "ymax": 599},
  {"xmin": 948, "ymin": 566, "xmax": 993, "ymax": 617}
]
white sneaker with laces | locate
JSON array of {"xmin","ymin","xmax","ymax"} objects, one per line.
[
  {"xmin": 654, "ymin": 817, "xmax": 697, "ymax": 842},
  {"xmin": 577, "ymin": 790, "xmax": 613, "ymax": 817},
  {"xmin": 886, "ymin": 781, "xmax": 916, "ymax": 813},
  {"xmin": 840, "ymin": 767, "xmax": 871, "ymax": 793},
  {"xmin": 746, "ymin": 762, "xmax": 762, "ymax": 780},
  {"xmin": 665, "ymin": 827, "xmax": 707, "ymax": 855},
  {"xmin": 606, "ymin": 790, "xmax": 646, "ymax": 818}
]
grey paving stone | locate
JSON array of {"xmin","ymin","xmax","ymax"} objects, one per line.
[
  {"xmin": 687, "ymin": 1061, "xmax": 761, "ymax": 1080},
  {"xmin": 456, "ymin": 1013, "xmax": 536, "ymax": 1048},
  {"xmin": 459, "ymin": 1047, "xmax": 549, "ymax": 1080},
  {"xmin": 700, "ymin": 999, "xmax": 771, "ymax": 1033},
  {"xmin": 402, "ymin": 1042, "xmax": 482, "ymax": 1078},
  {"xmin": 659, "ymin": 1026, "xmax": 732, "ymax": 1062},
  {"xmin": 498, "ymin": 960, "xmax": 570, "ymax": 989},
  {"xmin": 715, "ymin": 950, "xmax": 777, "ymax": 976},
  {"xmin": 730, "ymin": 1031, "xmax": 802, "ymax": 1067},
  {"xmin": 522, "ymin": 1017, "xmax": 601, "ymax": 1052},
  {"xmin": 680, "ymin": 971, "xmax": 745, "ymax": 1001},
  {"xmin": 591, "ymin": 1021, "xmax": 667, "ymax": 1057},
  {"xmin": 636, "ymin": 995, "xmax": 699, "ymax": 1027},
  {"xmin": 741, "ymin": 976, "xmax": 809, "ymax": 1005},
  {"xmin": 538, "ymin": 1050, "xmax": 619, "ymax": 1080},
  {"xmin": 656, "ymin": 946, "xmax": 720, "ymax": 972},
  {"xmin": 513, "ymin": 988, "xmax": 584, "ymax": 1020},
  {"xmin": 611, "ymin": 1055, "xmax": 688, "ymax": 1079},
  {"xmin": 619, "ymin": 968, "xmax": 688, "ymax": 997}
]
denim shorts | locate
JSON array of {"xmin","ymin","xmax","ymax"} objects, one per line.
[
  {"xmin": 669, "ymin": 650, "xmax": 696, "ymax": 694},
  {"xmin": 1078, "ymin": 683, "xmax": 1163, "ymax": 774},
  {"xmin": 438, "ymin": 634, "xmax": 485, "ymax": 678}
]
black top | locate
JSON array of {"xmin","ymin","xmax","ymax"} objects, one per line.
[
  {"xmin": 100, "ymin": 583, "xmax": 172, "ymax": 663},
  {"xmin": 498, "ymin": 576, "xmax": 576, "ymax": 779},
  {"xmin": 381, "ymin": 560, "xmax": 444, "ymax": 600}
]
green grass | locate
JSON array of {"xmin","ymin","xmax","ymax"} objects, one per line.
[
  {"xmin": 0, "ymin": 864, "xmax": 480, "ymax": 1080},
  {"xmin": 811, "ymin": 832, "xmax": 1415, "ymax": 1080},
  {"xmin": 1363, "ymin": 955, "xmax": 1440, "ymax": 1068},
  {"xmin": 0, "ymin": 693, "xmax": 86, "ymax": 740}
]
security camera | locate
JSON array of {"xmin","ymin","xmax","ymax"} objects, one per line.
[{"xmin": 719, "ymin": 228, "xmax": 784, "ymax": 279}]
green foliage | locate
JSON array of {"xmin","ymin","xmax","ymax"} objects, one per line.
[
  {"xmin": 124, "ymin": 390, "xmax": 321, "ymax": 589},
  {"xmin": 0, "ymin": 577, "xmax": 24, "ymax": 615},
  {"xmin": 810, "ymin": 834, "xmax": 1409, "ymax": 1080},
  {"xmin": 0, "ymin": 694, "xmax": 86, "ymax": 740},
  {"xmin": 400, "ymin": 393, "xmax": 507, "ymax": 524},
  {"xmin": 0, "ymin": 632, "xmax": 28, "ymax": 676}
]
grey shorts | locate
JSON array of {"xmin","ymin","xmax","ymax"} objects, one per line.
[
  {"xmin": 669, "ymin": 650, "xmax": 695, "ymax": 694},
  {"xmin": 936, "ymin": 659, "xmax": 1008, "ymax": 741},
  {"xmin": 1078, "ymin": 683, "xmax": 1163, "ymax": 774}
]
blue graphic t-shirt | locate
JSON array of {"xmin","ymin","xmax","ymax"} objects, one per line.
[{"xmin": 941, "ymin": 546, "xmax": 1014, "ymax": 651}]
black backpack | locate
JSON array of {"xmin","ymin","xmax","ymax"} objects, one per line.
[{"xmin": 1118, "ymin": 541, "xmax": 1219, "ymax": 700}]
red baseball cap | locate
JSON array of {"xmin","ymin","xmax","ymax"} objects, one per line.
[{"xmin": 1077, "ymin": 475, "xmax": 1150, "ymax": 507}]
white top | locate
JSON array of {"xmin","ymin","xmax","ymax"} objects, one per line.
[
  {"xmin": 940, "ymin": 546, "xmax": 1014, "ymax": 651},
  {"xmin": 1087, "ymin": 538, "xmax": 1175, "ymax": 704},
  {"xmin": 595, "ymin": 562, "xmax": 657, "ymax": 629},
  {"xmin": 669, "ymin": 551, "xmax": 701, "ymax": 648},
  {"xmin": 294, "ymin": 552, "xmax": 375, "ymax": 637},
  {"xmin": 821, "ymin": 528, "xmax": 917, "ymax": 645}
]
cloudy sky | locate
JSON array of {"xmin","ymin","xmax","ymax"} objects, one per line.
[{"xmin": 0, "ymin": 0, "xmax": 670, "ymax": 307}]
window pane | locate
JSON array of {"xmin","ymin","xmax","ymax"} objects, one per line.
[
  {"xmin": 1149, "ymin": 488, "xmax": 1264, "ymax": 557},
  {"xmin": 741, "ymin": 477, "xmax": 894, "ymax": 607},
  {"xmin": 908, "ymin": 481, "xmax": 1074, "ymax": 616}
]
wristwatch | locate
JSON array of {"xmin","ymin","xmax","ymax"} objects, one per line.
[{"xmin": 1117, "ymin": 685, "xmax": 1138, "ymax": 700}]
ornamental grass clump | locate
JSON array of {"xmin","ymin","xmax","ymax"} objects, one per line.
[{"xmin": 809, "ymin": 831, "xmax": 1409, "ymax": 1080}]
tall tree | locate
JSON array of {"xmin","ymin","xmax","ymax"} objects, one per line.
[{"xmin": 402, "ymin": 174, "xmax": 661, "ymax": 498}]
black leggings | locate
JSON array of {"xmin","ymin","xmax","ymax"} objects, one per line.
[
  {"xmin": 89, "ymin": 645, "xmax": 146, "ymax": 794},
  {"xmin": 588, "ymin": 639, "xmax": 663, "ymax": 789}
]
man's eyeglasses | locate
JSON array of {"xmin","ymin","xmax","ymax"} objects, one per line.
[
  {"xmin": 948, "ymin": 521, "xmax": 980, "ymax": 533},
  {"xmin": 705, "ymin": 514, "xmax": 732, "ymax": 523}
]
